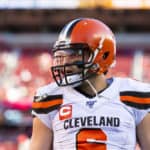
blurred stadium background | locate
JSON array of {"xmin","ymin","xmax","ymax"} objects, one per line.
[{"xmin": 0, "ymin": 0, "xmax": 150, "ymax": 149}]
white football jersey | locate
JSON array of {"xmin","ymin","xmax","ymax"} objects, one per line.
[{"xmin": 32, "ymin": 77, "xmax": 150, "ymax": 150}]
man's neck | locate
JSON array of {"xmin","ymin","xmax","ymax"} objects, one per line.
[{"xmin": 75, "ymin": 74, "xmax": 108, "ymax": 97}]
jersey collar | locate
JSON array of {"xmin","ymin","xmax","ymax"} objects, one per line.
[
  {"xmin": 74, "ymin": 77, "xmax": 118, "ymax": 99},
  {"xmin": 98, "ymin": 77, "xmax": 119, "ymax": 99}
]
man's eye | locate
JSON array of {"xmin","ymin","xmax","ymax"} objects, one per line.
[{"xmin": 53, "ymin": 55, "xmax": 67, "ymax": 59}]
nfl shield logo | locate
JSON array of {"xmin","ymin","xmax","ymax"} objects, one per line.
[{"xmin": 86, "ymin": 100, "xmax": 97, "ymax": 108}]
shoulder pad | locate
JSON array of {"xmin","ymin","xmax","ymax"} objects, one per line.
[
  {"xmin": 36, "ymin": 82, "xmax": 59, "ymax": 96},
  {"xmin": 32, "ymin": 94, "xmax": 63, "ymax": 114}
]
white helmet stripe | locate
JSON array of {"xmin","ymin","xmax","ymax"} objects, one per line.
[{"xmin": 58, "ymin": 18, "xmax": 82, "ymax": 42}]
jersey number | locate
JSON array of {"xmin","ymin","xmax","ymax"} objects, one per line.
[{"xmin": 76, "ymin": 128, "xmax": 107, "ymax": 150}]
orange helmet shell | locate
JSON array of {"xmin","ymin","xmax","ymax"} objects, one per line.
[{"xmin": 55, "ymin": 18, "xmax": 116, "ymax": 75}]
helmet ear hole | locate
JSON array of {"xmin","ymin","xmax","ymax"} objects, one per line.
[{"xmin": 103, "ymin": 51, "xmax": 109, "ymax": 60}]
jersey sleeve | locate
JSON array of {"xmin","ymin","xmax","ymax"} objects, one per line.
[
  {"xmin": 31, "ymin": 87, "xmax": 63, "ymax": 129},
  {"xmin": 120, "ymin": 78, "xmax": 150, "ymax": 125}
]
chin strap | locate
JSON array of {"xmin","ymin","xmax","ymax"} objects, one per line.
[{"xmin": 85, "ymin": 79, "xmax": 98, "ymax": 97}]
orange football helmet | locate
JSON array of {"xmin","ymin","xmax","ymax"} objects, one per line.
[{"xmin": 51, "ymin": 18, "xmax": 116, "ymax": 86}]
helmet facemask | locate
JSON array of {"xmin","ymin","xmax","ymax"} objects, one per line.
[{"xmin": 51, "ymin": 43, "xmax": 95, "ymax": 86}]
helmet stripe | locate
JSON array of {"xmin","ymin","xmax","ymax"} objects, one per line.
[{"xmin": 60, "ymin": 18, "xmax": 83, "ymax": 40}]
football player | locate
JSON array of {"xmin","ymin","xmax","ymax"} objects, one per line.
[{"xmin": 30, "ymin": 18, "xmax": 150, "ymax": 150}]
